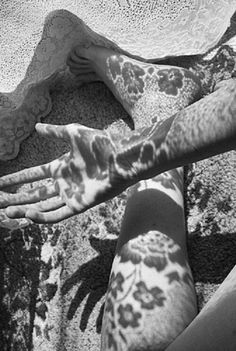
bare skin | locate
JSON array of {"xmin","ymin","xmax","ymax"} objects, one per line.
[
  {"xmin": 67, "ymin": 45, "xmax": 200, "ymax": 350},
  {"xmin": 101, "ymin": 167, "xmax": 197, "ymax": 350},
  {"xmin": 67, "ymin": 46, "xmax": 236, "ymax": 350},
  {"xmin": 166, "ymin": 264, "xmax": 236, "ymax": 351},
  {"xmin": 0, "ymin": 77, "xmax": 235, "ymax": 224},
  {"xmin": 67, "ymin": 45, "xmax": 201, "ymax": 127},
  {"xmin": 1, "ymin": 34, "xmax": 236, "ymax": 220}
]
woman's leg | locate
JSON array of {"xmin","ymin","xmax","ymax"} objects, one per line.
[
  {"xmin": 67, "ymin": 45, "xmax": 200, "ymax": 350},
  {"xmin": 166, "ymin": 264, "xmax": 236, "ymax": 351},
  {"xmin": 101, "ymin": 169, "xmax": 197, "ymax": 350},
  {"xmin": 67, "ymin": 44, "xmax": 201, "ymax": 127}
]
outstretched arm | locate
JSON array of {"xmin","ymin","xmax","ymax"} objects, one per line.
[{"xmin": 0, "ymin": 79, "xmax": 235, "ymax": 224}]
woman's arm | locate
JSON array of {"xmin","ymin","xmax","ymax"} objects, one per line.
[
  {"xmin": 111, "ymin": 78, "xmax": 236, "ymax": 180},
  {"xmin": 0, "ymin": 79, "xmax": 235, "ymax": 224}
]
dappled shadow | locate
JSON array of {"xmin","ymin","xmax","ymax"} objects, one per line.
[
  {"xmin": 0, "ymin": 224, "xmax": 42, "ymax": 350},
  {"xmin": 61, "ymin": 235, "xmax": 117, "ymax": 332},
  {"xmin": 61, "ymin": 178, "xmax": 187, "ymax": 332},
  {"xmin": 1, "ymin": 81, "xmax": 131, "ymax": 177},
  {"xmin": 61, "ymin": 178, "xmax": 236, "ymax": 333},
  {"xmin": 116, "ymin": 186, "xmax": 185, "ymax": 252}
]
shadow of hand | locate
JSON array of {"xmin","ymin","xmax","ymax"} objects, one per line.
[{"xmin": 61, "ymin": 235, "xmax": 117, "ymax": 332}]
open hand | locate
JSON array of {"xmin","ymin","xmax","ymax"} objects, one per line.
[{"xmin": 0, "ymin": 123, "xmax": 127, "ymax": 223}]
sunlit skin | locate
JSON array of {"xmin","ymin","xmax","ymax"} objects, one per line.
[
  {"xmin": 0, "ymin": 76, "xmax": 235, "ymax": 223},
  {"xmin": 0, "ymin": 44, "xmax": 202, "ymax": 223},
  {"xmin": 0, "ymin": 36, "xmax": 236, "ymax": 224},
  {"xmin": 67, "ymin": 45, "xmax": 202, "ymax": 126}
]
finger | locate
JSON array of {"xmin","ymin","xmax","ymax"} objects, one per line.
[
  {"xmin": 0, "ymin": 184, "xmax": 57, "ymax": 208},
  {"xmin": 0, "ymin": 210, "xmax": 32, "ymax": 230},
  {"xmin": 6, "ymin": 196, "xmax": 65, "ymax": 218},
  {"xmin": 69, "ymin": 67, "xmax": 94, "ymax": 75},
  {"xmin": 72, "ymin": 46, "xmax": 89, "ymax": 59},
  {"xmin": 36, "ymin": 123, "xmax": 71, "ymax": 141},
  {"xmin": 0, "ymin": 162, "xmax": 52, "ymax": 188},
  {"xmin": 26, "ymin": 205, "xmax": 75, "ymax": 223},
  {"xmin": 67, "ymin": 54, "xmax": 89, "ymax": 67},
  {"xmin": 0, "ymin": 157, "xmax": 64, "ymax": 188}
]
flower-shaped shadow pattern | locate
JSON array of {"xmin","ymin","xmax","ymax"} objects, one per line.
[
  {"xmin": 119, "ymin": 230, "xmax": 187, "ymax": 272},
  {"xmin": 122, "ymin": 62, "xmax": 145, "ymax": 95},
  {"xmin": 157, "ymin": 68, "xmax": 183, "ymax": 96},
  {"xmin": 117, "ymin": 303, "xmax": 141, "ymax": 328},
  {"xmin": 133, "ymin": 281, "xmax": 166, "ymax": 309}
]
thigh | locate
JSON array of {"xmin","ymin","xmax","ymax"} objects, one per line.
[{"xmin": 166, "ymin": 264, "xmax": 236, "ymax": 351}]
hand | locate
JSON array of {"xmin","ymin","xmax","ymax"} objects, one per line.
[{"xmin": 0, "ymin": 123, "xmax": 127, "ymax": 224}]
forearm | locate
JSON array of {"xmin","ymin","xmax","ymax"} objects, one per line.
[
  {"xmin": 110, "ymin": 79, "xmax": 236, "ymax": 185},
  {"xmin": 0, "ymin": 80, "xmax": 235, "ymax": 225}
]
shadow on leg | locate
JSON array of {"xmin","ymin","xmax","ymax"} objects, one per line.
[{"xmin": 101, "ymin": 169, "xmax": 198, "ymax": 351}]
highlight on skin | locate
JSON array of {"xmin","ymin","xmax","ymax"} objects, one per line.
[
  {"xmin": 0, "ymin": 78, "xmax": 235, "ymax": 224},
  {"xmin": 67, "ymin": 45, "xmax": 202, "ymax": 126},
  {"xmin": 101, "ymin": 167, "xmax": 197, "ymax": 350}
]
